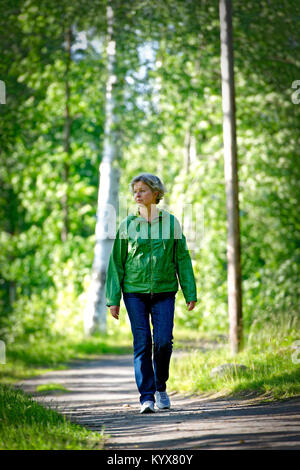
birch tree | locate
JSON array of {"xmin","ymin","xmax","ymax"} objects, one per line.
[{"xmin": 84, "ymin": 1, "xmax": 120, "ymax": 334}]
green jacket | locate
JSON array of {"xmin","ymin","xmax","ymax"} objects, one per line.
[{"xmin": 105, "ymin": 208, "xmax": 197, "ymax": 306}]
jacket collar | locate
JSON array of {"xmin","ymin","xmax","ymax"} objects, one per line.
[{"xmin": 133, "ymin": 208, "xmax": 166, "ymax": 222}]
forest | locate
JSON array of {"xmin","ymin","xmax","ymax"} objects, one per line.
[{"xmin": 0, "ymin": 0, "xmax": 300, "ymax": 403}]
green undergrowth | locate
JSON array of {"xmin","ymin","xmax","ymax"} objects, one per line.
[
  {"xmin": 1, "ymin": 311, "xmax": 299, "ymax": 404},
  {"xmin": 0, "ymin": 384, "xmax": 105, "ymax": 450},
  {"xmin": 0, "ymin": 315, "xmax": 132, "ymax": 450},
  {"xmin": 169, "ymin": 316, "xmax": 300, "ymax": 401},
  {"xmin": 0, "ymin": 314, "xmax": 133, "ymax": 384}
]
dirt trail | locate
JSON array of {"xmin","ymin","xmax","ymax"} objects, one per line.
[{"xmin": 17, "ymin": 354, "xmax": 300, "ymax": 450}]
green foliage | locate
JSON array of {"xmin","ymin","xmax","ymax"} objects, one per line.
[
  {"xmin": 0, "ymin": 0, "xmax": 299, "ymax": 356},
  {"xmin": 0, "ymin": 314, "xmax": 132, "ymax": 385},
  {"xmin": 0, "ymin": 384, "xmax": 104, "ymax": 449},
  {"xmin": 170, "ymin": 314, "xmax": 300, "ymax": 400}
]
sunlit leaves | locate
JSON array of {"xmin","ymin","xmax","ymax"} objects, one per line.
[{"xmin": 0, "ymin": 0, "xmax": 299, "ymax": 341}]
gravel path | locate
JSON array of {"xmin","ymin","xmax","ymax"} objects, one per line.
[{"xmin": 17, "ymin": 354, "xmax": 300, "ymax": 450}]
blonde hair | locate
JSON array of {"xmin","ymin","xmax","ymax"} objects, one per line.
[{"xmin": 130, "ymin": 173, "xmax": 166, "ymax": 204}]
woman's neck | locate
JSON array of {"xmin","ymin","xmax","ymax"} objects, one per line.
[{"xmin": 138, "ymin": 204, "xmax": 159, "ymax": 221}]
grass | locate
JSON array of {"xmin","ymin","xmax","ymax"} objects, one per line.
[
  {"xmin": 0, "ymin": 322, "xmax": 133, "ymax": 384},
  {"xmin": 169, "ymin": 345, "xmax": 300, "ymax": 401},
  {"xmin": 35, "ymin": 383, "xmax": 71, "ymax": 393},
  {"xmin": 0, "ymin": 384, "xmax": 105, "ymax": 450},
  {"xmin": 0, "ymin": 311, "xmax": 299, "ymax": 449},
  {"xmin": 169, "ymin": 317, "xmax": 300, "ymax": 401},
  {"xmin": 0, "ymin": 316, "xmax": 132, "ymax": 450}
]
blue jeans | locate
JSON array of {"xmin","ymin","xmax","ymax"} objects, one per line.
[{"xmin": 123, "ymin": 291, "xmax": 176, "ymax": 404}]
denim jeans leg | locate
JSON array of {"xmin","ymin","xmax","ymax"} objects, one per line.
[
  {"xmin": 151, "ymin": 293, "xmax": 176, "ymax": 392},
  {"xmin": 123, "ymin": 293, "xmax": 156, "ymax": 404}
]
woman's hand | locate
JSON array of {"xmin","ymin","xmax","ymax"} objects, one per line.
[
  {"xmin": 187, "ymin": 301, "xmax": 196, "ymax": 311},
  {"xmin": 110, "ymin": 305, "xmax": 120, "ymax": 320}
]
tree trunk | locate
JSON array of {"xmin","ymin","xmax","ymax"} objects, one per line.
[
  {"xmin": 84, "ymin": 1, "xmax": 120, "ymax": 335},
  {"xmin": 219, "ymin": 0, "xmax": 243, "ymax": 354}
]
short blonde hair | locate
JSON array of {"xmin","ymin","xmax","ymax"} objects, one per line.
[{"xmin": 130, "ymin": 173, "xmax": 166, "ymax": 204}]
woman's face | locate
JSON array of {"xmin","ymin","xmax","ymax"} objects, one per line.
[{"xmin": 133, "ymin": 181, "xmax": 158, "ymax": 208}]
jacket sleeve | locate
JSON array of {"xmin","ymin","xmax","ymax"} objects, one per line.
[
  {"xmin": 174, "ymin": 222, "xmax": 197, "ymax": 304},
  {"xmin": 105, "ymin": 227, "xmax": 128, "ymax": 307}
]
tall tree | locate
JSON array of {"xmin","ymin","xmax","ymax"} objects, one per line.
[
  {"xmin": 84, "ymin": 0, "xmax": 121, "ymax": 334},
  {"xmin": 219, "ymin": 0, "xmax": 243, "ymax": 353}
]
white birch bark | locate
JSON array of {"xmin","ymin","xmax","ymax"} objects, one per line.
[{"xmin": 84, "ymin": 1, "xmax": 120, "ymax": 335}]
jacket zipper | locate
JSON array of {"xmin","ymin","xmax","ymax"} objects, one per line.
[
  {"xmin": 149, "ymin": 221, "xmax": 153, "ymax": 294},
  {"xmin": 149, "ymin": 217, "xmax": 165, "ymax": 294}
]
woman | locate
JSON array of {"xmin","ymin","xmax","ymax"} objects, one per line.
[{"xmin": 106, "ymin": 173, "xmax": 197, "ymax": 413}]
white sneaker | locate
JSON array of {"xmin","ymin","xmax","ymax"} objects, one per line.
[
  {"xmin": 155, "ymin": 391, "xmax": 170, "ymax": 409},
  {"xmin": 140, "ymin": 401, "xmax": 155, "ymax": 414}
]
